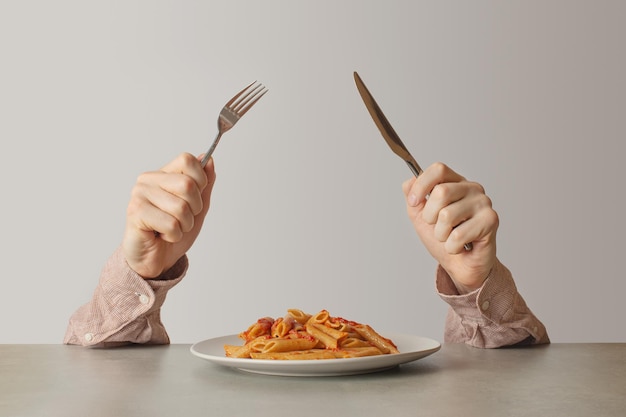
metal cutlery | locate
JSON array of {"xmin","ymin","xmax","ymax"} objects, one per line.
[
  {"xmin": 353, "ymin": 71, "xmax": 472, "ymax": 251},
  {"xmin": 201, "ymin": 81, "xmax": 268, "ymax": 167}
]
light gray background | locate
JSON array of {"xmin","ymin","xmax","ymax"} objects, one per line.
[{"xmin": 1, "ymin": 1, "xmax": 624, "ymax": 344}]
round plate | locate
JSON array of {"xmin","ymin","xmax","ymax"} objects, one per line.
[{"xmin": 190, "ymin": 333, "xmax": 440, "ymax": 376}]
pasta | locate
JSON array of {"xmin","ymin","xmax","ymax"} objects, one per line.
[{"xmin": 224, "ymin": 309, "xmax": 399, "ymax": 360}]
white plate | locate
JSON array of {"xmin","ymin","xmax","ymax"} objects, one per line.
[{"xmin": 190, "ymin": 333, "xmax": 441, "ymax": 376}]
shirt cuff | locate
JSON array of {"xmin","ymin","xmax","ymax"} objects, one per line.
[
  {"xmin": 64, "ymin": 247, "xmax": 188, "ymax": 346},
  {"xmin": 435, "ymin": 259, "xmax": 549, "ymax": 347},
  {"xmin": 436, "ymin": 259, "xmax": 516, "ymax": 324},
  {"xmin": 99, "ymin": 247, "xmax": 188, "ymax": 319}
]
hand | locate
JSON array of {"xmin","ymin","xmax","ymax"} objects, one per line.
[
  {"xmin": 402, "ymin": 162, "xmax": 499, "ymax": 293},
  {"xmin": 122, "ymin": 153, "xmax": 216, "ymax": 278}
]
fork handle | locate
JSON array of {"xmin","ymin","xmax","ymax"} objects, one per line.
[{"xmin": 201, "ymin": 132, "xmax": 223, "ymax": 167}]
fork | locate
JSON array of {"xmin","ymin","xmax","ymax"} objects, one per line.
[{"xmin": 200, "ymin": 81, "xmax": 268, "ymax": 167}]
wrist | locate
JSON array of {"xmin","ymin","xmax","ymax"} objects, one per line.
[
  {"xmin": 449, "ymin": 266, "xmax": 495, "ymax": 295},
  {"xmin": 453, "ymin": 281, "xmax": 483, "ymax": 295}
]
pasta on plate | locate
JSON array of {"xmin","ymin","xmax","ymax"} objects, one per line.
[{"xmin": 224, "ymin": 309, "xmax": 399, "ymax": 360}]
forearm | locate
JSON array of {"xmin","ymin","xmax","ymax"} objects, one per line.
[
  {"xmin": 436, "ymin": 258, "xmax": 550, "ymax": 348},
  {"xmin": 64, "ymin": 247, "xmax": 187, "ymax": 347}
]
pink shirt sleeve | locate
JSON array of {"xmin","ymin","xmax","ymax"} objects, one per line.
[
  {"xmin": 436, "ymin": 258, "xmax": 549, "ymax": 348},
  {"xmin": 63, "ymin": 247, "xmax": 188, "ymax": 347}
]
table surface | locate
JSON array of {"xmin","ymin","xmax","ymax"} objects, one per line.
[{"xmin": 1, "ymin": 343, "xmax": 625, "ymax": 417}]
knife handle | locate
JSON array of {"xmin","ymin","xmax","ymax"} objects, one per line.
[
  {"xmin": 406, "ymin": 160, "xmax": 423, "ymax": 178},
  {"xmin": 413, "ymin": 161, "xmax": 473, "ymax": 252}
]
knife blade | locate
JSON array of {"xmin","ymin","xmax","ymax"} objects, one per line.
[
  {"xmin": 353, "ymin": 71, "xmax": 423, "ymax": 177},
  {"xmin": 354, "ymin": 71, "xmax": 473, "ymax": 251}
]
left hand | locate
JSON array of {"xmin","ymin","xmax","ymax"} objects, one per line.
[{"xmin": 402, "ymin": 162, "xmax": 499, "ymax": 293}]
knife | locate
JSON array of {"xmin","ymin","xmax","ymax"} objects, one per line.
[
  {"xmin": 353, "ymin": 71, "xmax": 423, "ymax": 177},
  {"xmin": 354, "ymin": 71, "xmax": 473, "ymax": 251}
]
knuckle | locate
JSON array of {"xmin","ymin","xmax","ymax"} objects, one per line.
[
  {"xmin": 171, "ymin": 198, "xmax": 191, "ymax": 219},
  {"xmin": 135, "ymin": 172, "xmax": 152, "ymax": 185},
  {"xmin": 431, "ymin": 162, "xmax": 448, "ymax": 175},
  {"xmin": 449, "ymin": 227, "xmax": 462, "ymax": 242},
  {"xmin": 179, "ymin": 175, "xmax": 196, "ymax": 194},
  {"xmin": 161, "ymin": 217, "xmax": 182, "ymax": 238},
  {"xmin": 471, "ymin": 181, "xmax": 486, "ymax": 195},
  {"xmin": 485, "ymin": 208, "xmax": 500, "ymax": 228},
  {"xmin": 430, "ymin": 183, "xmax": 452, "ymax": 201},
  {"xmin": 178, "ymin": 152, "xmax": 197, "ymax": 166},
  {"xmin": 438, "ymin": 206, "xmax": 453, "ymax": 224},
  {"xmin": 477, "ymin": 194, "xmax": 494, "ymax": 210}
]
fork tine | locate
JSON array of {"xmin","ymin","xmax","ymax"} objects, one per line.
[
  {"xmin": 231, "ymin": 83, "xmax": 262, "ymax": 109},
  {"xmin": 232, "ymin": 85, "xmax": 268, "ymax": 116},
  {"xmin": 224, "ymin": 81, "xmax": 267, "ymax": 115},
  {"xmin": 224, "ymin": 81, "xmax": 256, "ymax": 107}
]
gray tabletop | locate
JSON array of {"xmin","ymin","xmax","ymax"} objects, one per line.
[{"xmin": 1, "ymin": 343, "xmax": 624, "ymax": 417}]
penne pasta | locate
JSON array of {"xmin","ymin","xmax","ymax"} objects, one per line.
[
  {"xmin": 334, "ymin": 347, "xmax": 384, "ymax": 358},
  {"xmin": 308, "ymin": 322, "xmax": 348, "ymax": 343},
  {"xmin": 287, "ymin": 309, "xmax": 311, "ymax": 325},
  {"xmin": 251, "ymin": 349, "xmax": 337, "ymax": 360},
  {"xmin": 248, "ymin": 337, "xmax": 271, "ymax": 353},
  {"xmin": 340, "ymin": 337, "xmax": 375, "ymax": 349},
  {"xmin": 224, "ymin": 343, "xmax": 252, "ymax": 358},
  {"xmin": 225, "ymin": 309, "xmax": 399, "ymax": 360},
  {"xmin": 259, "ymin": 338, "xmax": 317, "ymax": 353},
  {"xmin": 305, "ymin": 323, "xmax": 339, "ymax": 349},
  {"xmin": 240, "ymin": 317, "xmax": 274, "ymax": 342},
  {"xmin": 271, "ymin": 316, "xmax": 296, "ymax": 338},
  {"xmin": 353, "ymin": 324, "xmax": 400, "ymax": 354},
  {"xmin": 330, "ymin": 321, "xmax": 352, "ymax": 332},
  {"xmin": 308, "ymin": 310, "xmax": 330, "ymax": 324}
]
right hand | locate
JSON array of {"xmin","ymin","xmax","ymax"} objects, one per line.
[{"xmin": 122, "ymin": 153, "xmax": 216, "ymax": 278}]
